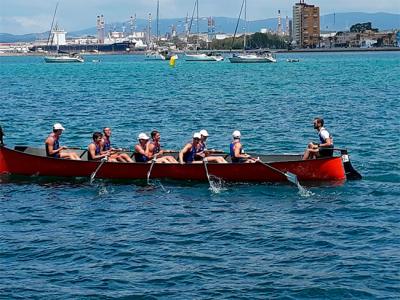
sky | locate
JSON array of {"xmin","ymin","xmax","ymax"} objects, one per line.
[{"xmin": 1, "ymin": 0, "xmax": 399, "ymax": 34}]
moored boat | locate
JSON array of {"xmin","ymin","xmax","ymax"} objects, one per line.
[
  {"xmin": 184, "ymin": 53, "xmax": 224, "ymax": 62},
  {"xmin": 0, "ymin": 146, "xmax": 361, "ymax": 183},
  {"xmin": 44, "ymin": 53, "xmax": 84, "ymax": 63},
  {"xmin": 229, "ymin": 52, "xmax": 276, "ymax": 63}
]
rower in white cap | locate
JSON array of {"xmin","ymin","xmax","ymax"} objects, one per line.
[
  {"xmin": 230, "ymin": 130, "xmax": 257, "ymax": 163},
  {"xmin": 134, "ymin": 133, "xmax": 151, "ymax": 162},
  {"xmin": 197, "ymin": 129, "xmax": 227, "ymax": 163},
  {"xmin": 179, "ymin": 132, "xmax": 204, "ymax": 164},
  {"xmin": 45, "ymin": 123, "xmax": 81, "ymax": 160}
]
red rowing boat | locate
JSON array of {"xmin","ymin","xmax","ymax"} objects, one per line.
[{"xmin": 0, "ymin": 146, "xmax": 361, "ymax": 183}]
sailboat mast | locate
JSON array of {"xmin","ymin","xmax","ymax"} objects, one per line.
[
  {"xmin": 156, "ymin": 0, "xmax": 160, "ymax": 43},
  {"xmin": 47, "ymin": 1, "xmax": 59, "ymax": 47},
  {"xmin": 196, "ymin": 0, "xmax": 199, "ymax": 50},
  {"xmin": 244, "ymin": 0, "xmax": 247, "ymax": 50}
]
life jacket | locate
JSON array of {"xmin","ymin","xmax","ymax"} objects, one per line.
[
  {"xmin": 183, "ymin": 143, "xmax": 198, "ymax": 163},
  {"xmin": 230, "ymin": 140, "xmax": 244, "ymax": 163},
  {"xmin": 88, "ymin": 142, "xmax": 101, "ymax": 160},
  {"xmin": 103, "ymin": 137, "xmax": 111, "ymax": 151},
  {"xmin": 46, "ymin": 133, "xmax": 60, "ymax": 158},
  {"xmin": 134, "ymin": 143, "xmax": 149, "ymax": 162}
]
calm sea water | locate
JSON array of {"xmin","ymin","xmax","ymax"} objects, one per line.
[{"xmin": 0, "ymin": 52, "xmax": 399, "ymax": 299}]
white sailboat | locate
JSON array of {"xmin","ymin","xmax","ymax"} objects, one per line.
[
  {"xmin": 184, "ymin": 0, "xmax": 223, "ymax": 62},
  {"xmin": 229, "ymin": 0, "xmax": 276, "ymax": 63},
  {"xmin": 44, "ymin": 53, "xmax": 84, "ymax": 63},
  {"xmin": 44, "ymin": 3, "xmax": 84, "ymax": 63}
]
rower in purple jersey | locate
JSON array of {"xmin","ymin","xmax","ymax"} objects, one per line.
[
  {"xmin": 147, "ymin": 130, "xmax": 178, "ymax": 163},
  {"xmin": 101, "ymin": 127, "xmax": 133, "ymax": 162}
]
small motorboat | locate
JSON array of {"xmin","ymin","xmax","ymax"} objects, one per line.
[
  {"xmin": 287, "ymin": 58, "xmax": 300, "ymax": 63},
  {"xmin": 0, "ymin": 146, "xmax": 361, "ymax": 183}
]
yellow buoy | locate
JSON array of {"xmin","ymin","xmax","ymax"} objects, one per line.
[{"xmin": 169, "ymin": 55, "xmax": 176, "ymax": 67}]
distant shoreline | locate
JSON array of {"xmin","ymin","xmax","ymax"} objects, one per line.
[{"xmin": 0, "ymin": 47, "xmax": 399, "ymax": 57}]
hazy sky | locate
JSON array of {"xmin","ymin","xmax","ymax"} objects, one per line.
[{"xmin": 1, "ymin": 0, "xmax": 399, "ymax": 34}]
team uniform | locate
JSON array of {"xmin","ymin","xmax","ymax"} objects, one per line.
[
  {"xmin": 134, "ymin": 144, "xmax": 149, "ymax": 162},
  {"xmin": 183, "ymin": 143, "xmax": 199, "ymax": 163},
  {"xmin": 88, "ymin": 143, "xmax": 102, "ymax": 161},
  {"xmin": 230, "ymin": 140, "xmax": 247, "ymax": 163},
  {"xmin": 102, "ymin": 137, "xmax": 111, "ymax": 151},
  {"xmin": 46, "ymin": 133, "xmax": 60, "ymax": 158}
]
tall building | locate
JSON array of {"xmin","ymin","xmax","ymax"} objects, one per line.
[
  {"xmin": 277, "ymin": 10, "xmax": 282, "ymax": 36},
  {"xmin": 293, "ymin": 1, "xmax": 320, "ymax": 48},
  {"xmin": 97, "ymin": 15, "xmax": 105, "ymax": 44}
]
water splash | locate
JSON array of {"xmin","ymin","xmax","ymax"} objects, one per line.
[
  {"xmin": 297, "ymin": 182, "xmax": 314, "ymax": 198},
  {"xmin": 97, "ymin": 185, "xmax": 109, "ymax": 196},
  {"xmin": 208, "ymin": 175, "xmax": 227, "ymax": 194}
]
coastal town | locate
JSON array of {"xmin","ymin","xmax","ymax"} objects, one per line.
[{"xmin": 1, "ymin": 0, "xmax": 399, "ymax": 55}]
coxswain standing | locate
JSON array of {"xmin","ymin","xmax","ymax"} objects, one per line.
[
  {"xmin": 102, "ymin": 127, "xmax": 133, "ymax": 162},
  {"xmin": 179, "ymin": 133, "xmax": 204, "ymax": 164},
  {"xmin": 303, "ymin": 117, "xmax": 334, "ymax": 160},
  {"xmin": 147, "ymin": 130, "xmax": 178, "ymax": 163},
  {"xmin": 88, "ymin": 132, "xmax": 115, "ymax": 161},
  {"xmin": 45, "ymin": 123, "xmax": 81, "ymax": 160},
  {"xmin": 230, "ymin": 130, "xmax": 258, "ymax": 163}
]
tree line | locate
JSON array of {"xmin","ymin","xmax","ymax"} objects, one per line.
[{"xmin": 210, "ymin": 32, "xmax": 288, "ymax": 50}]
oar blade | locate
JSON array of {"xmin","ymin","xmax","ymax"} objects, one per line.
[
  {"xmin": 285, "ymin": 171, "xmax": 298, "ymax": 185},
  {"xmin": 90, "ymin": 172, "xmax": 96, "ymax": 184}
]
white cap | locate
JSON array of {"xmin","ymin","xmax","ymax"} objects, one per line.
[
  {"xmin": 193, "ymin": 132, "xmax": 201, "ymax": 139},
  {"xmin": 138, "ymin": 133, "xmax": 149, "ymax": 140},
  {"xmin": 232, "ymin": 130, "xmax": 241, "ymax": 139},
  {"xmin": 200, "ymin": 129, "xmax": 209, "ymax": 137},
  {"xmin": 53, "ymin": 123, "xmax": 65, "ymax": 131}
]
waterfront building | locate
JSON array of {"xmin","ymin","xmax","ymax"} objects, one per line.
[
  {"xmin": 292, "ymin": 1, "xmax": 320, "ymax": 48},
  {"xmin": 51, "ymin": 24, "xmax": 67, "ymax": 46}
]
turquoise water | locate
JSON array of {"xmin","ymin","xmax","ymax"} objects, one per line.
[{"xmin": 0, "ymin": 52, "xmax": 399, "ymax": 298}]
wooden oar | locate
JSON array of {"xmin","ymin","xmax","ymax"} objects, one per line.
[
  {"xmin": 90, "ymin": 157, "xmax": 108, "ymax": 184},
  {"xmin": 147, "ymin": 154, "xmax": 159, "ymax": 185},
  {"xmin": 203, "ymin": 158, "xmax": 213, "ymax": 189}
]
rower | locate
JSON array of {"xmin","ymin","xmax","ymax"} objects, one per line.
[
  {"xmin": 303, "ymin": 117, "xmax": 334, "ymax": 160},
  {"xmin": 198, "ymin": 129, "xmax": 227, "ymax": 163},
  {"xmin": 148, "ymin": 130, "xmax": 178, "ymax": 163},
  {"xmin": 230, "ymin": 130, "xmax": 257, "ymax": 163},
  {"xmin": 88, "ymin": 132, "xmax": 114, "ymax": 161},
  {"xmin": 102, "ymin": 127, "xmax": 133, "ymax": 162},
  {"xmin": 179, "ymin": 133, "xmax": 204, "ymax": 164},
  {"xmin": 45, "ymin": 123, "xmax": 81, "ymax": 160},
  {"xmin": 134, "ymin": 133, "xmax": 151, "ymax": 163}
]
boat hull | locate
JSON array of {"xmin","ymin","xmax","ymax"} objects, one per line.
[
  {"xmin": 44, "ymin": 56, "xmax": 84, "ymax": 63},
  {"xmin": 184, "ymin": 54, "xmax": 224, "ymax": 62},
  {"xmin": 0, "ymin": 146, "xmax": 346, "ymax": 183},
  {"xmin": 229, "ymin": 56, "xmax": 276, "ymax": 63}
]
